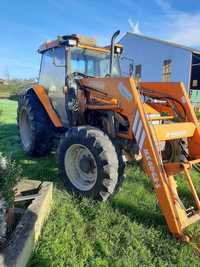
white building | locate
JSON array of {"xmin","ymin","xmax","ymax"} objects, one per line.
[{"xmin": 120, "ymin": 32, "xmax": 200, "ymax": 105}]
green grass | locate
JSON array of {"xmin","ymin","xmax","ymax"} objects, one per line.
[
  {"xmin": 1, "ymin": 99, "xmax": 200, "ymax": 266},
  {"xmin": 196, "ymin": 111, "xmax": 200, "ymax": 121}
]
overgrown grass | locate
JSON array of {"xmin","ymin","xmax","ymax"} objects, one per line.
[{"xmin": 1, "ymin": 99, "xmax": 200, "ymax": 266}]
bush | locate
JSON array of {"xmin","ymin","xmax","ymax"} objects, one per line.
[
  {"xmin": 0, "ymin": 153, "xmax": 21, "ymax": 207},
  {"xmin": 0, "ymin": 153, "xmax": 21, "ymax": 243}
]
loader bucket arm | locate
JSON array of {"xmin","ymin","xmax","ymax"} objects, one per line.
[
  {"xmin": 130, "ymin": 80, "xmax": 200, "ymax": 243},
  {"xmin": 129, "ymin": 80, "xmax": 182, "ymax": 236}
]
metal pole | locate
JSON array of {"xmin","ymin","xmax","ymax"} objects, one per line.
[{"xmin": 109, "ymin": 30, "xmax": 120, "ymax": 76}]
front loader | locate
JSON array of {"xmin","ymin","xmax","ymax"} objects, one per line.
[{"xmin": 17, "ymin": 31, "xmax": 200, "ymax": 249}]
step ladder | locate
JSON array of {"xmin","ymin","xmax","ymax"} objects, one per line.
[{"xmin": 131, "ymin": 81, "xmax": 200, "ymax": 246}]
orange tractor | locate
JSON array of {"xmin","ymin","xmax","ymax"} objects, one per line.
[{"xmin": 17, "ymin": 31, "xmax": 200, "ymax": 247}]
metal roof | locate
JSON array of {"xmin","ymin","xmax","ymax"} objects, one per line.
[{"xmin": 121, "ymin": 32, "xmax": 200, "ymax": 55}]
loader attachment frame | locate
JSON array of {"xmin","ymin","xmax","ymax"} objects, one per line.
[{"xmin": 130, "ymin": 81, "xmax": 200, "ymax": 244}]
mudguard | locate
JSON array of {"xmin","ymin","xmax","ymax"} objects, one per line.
[{"xmin": 31, "ymin": 85, "xmax": 63, "ymax": 128}]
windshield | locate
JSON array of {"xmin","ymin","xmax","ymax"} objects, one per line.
[{"xmin": 70, "ymin": 47, "xmax": 121, "ymax": 77}]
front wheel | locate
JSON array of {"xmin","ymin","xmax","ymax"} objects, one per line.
[{"xmin": 58, "ymin": 126, "xmax": 124, "ymax": 201}]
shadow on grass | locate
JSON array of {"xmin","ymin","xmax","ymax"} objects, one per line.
[
  {"xmin": 8, "ymin": 94, "xmax": 19, "ymax": 101},
  {"xmin": 111, "ymin": 197, "xmax": 166, "ymax": 229},
  {"xmin": 0, "ymin": 123, "xmax": 18, "ymax": 153},
  {"xmin": 0, "ymin": 123, "xmax": 63, "ymax": 189},
  {"xmin": 111, "ymin": 162, "xmax": 166, "ymax": 229},
  {"xmin": 112, "ymin": 170, "xmax": 200, "ymax": 231},
  {"xmin": 125, "ymin": 161, "xmax": 155, "ymax": 194},
  {"xmin": 28, "ymin": 255, "xmax": 51, "ymax": 267}
]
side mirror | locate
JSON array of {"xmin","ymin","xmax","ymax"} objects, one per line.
[{"xmin": 121, "ymin": 56, "xmax": 134, "ymax": 77}]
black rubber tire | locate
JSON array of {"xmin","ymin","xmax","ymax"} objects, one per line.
[
  {"xmin": 114, "ymin": 144, "xmax": 126, "ymax": 194},
  {"xmin": 17, "ymin": 88, "xmax": 55, "ymax": 156},
  {"xmin": 58, "ymin": 126, "xmax": 125, "ymax": 201}
]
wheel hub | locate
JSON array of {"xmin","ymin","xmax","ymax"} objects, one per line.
[
  {"xmin": 79, "ymin": 155, "xmax": 95, "ymax": 173},
  {"xmin": 64, "ymin": 144, "xmax": 97, "ymax": 191}
]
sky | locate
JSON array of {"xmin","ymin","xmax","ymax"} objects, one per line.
[{"xmin": 0, "ymin": 0, "xmax": 200, "ymax": 79}]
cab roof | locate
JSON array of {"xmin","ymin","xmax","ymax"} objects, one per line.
[{"xmin": 38, "ymin": 34, "xmax": 111, "ymax": 53}]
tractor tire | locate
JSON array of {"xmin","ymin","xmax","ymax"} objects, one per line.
[
  {"xmin": 58, "ymin": 126, "xmax": 125, "ymax": 201},
  {"xmin": 17, "ymin": 89, "xmax": 55, "ymax": 156},
  {"xmin": 114, "ymin": 144, "xmax": 126, "ymax": 194}
]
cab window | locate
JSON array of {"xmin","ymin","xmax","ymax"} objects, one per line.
[
  {"xmin": 39, "ymin": 47, "xmax": 65, "ymax": 90},
  {"xmin": 70, "ymin": 47, "xmax": 120, "ymax": 77}
]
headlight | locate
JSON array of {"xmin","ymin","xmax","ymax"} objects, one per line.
[
  {"xmin": 68, "ymin": 39, "xmax": 78, "ymax": 46},
  {"xmin": 114, "ymin": 45, "xmax": 123, "ymax": 54},
  {"xmin": 57, "ymin": 35, "xmax": 78, "ymax": 46}
]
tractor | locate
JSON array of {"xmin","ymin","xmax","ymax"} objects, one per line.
[{"xmin": 17, "ymin": 31, "xmax": 200, "ymax": 247}]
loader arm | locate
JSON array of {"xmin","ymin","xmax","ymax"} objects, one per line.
[
  {"xmin": 133, "ymin": 81, "xmax": 200, "ymax": 241},
  {"xmin": 80, "ymin": 77, "xmax": 200, "ymax": 243}
]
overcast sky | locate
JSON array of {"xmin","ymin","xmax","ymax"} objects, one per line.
[{"xmin": 0, "ymin": 0, "xmax": 200, "ymax": 79}]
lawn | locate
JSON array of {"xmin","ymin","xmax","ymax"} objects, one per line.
[{"xmin": 1, "ymin": 99, "xmax": 200, "ymax": 266}]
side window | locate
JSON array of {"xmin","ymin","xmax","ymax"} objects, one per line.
[
  {"xmin": 87, "ymin": 60, "xmax": 95, "ymax": 76},
  {"xmin": 71, "ymin": 59, "xmax": 85, "ymax": 74},
  {"xmin": 39, "ymin": 47, "xmax": 65, "ymax": 92},
  {"xmin": 99, "ymin": 59, "xmax": 109, "ymax": 77},
  {"xmin": 162, "ymin": 59, "xmax": 172, "ymax": 82},
  {"xmin": 135, "ymin": 64, "xmax": 142, "ymax": 83}
]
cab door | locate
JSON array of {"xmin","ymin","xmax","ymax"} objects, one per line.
[{"xmin": 39, "ymin": 47, "xmax": 69, "ymax": 127}]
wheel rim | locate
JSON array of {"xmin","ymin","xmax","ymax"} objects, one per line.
[
  {"xmin": 64, "ymin": 144, "xmax": 97, "ymax": 191},
  {"xmin": 19, "ymin": 109, "xmax": 32, "ymax": 149}
]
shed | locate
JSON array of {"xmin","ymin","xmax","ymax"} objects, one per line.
[{"xmin": 120, "ymin": 32, "xmax": 200, "ymax": 106}]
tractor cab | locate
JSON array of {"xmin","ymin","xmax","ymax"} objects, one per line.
[
  {"xmin": 38, "ymin": 34, "xmax": 123, "ymax": 79},
  {"xmin": 38, "ymin": 34, "xmax": 123, "ymax": 126}
]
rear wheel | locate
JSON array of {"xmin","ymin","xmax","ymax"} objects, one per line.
[
  {"xmin": 17, "ymin": 89, "xmax": 55, "ymax": 156},
  {"xmin": 58, "ymin": 126, "xmax": 125, "ymax": 201}
]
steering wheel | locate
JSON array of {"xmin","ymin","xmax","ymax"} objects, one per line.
[{"xmin": 71, "ymin": 72, "xmax": 89, "ymax": 78}]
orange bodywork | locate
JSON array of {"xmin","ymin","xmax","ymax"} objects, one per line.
[
  {"xmin": 79, "ymin": 77, "xmax": 200, "ymax": 241},
  {"xmin": 153, "ymin": 122, "xmax": 196, "ymax": 141},
  {"xmin": 80, "ymin": 77, "xmax": 141, "ymax": 139},
  {"xmin": 32, "ymin": 85, "xmax": 62, "ymax": 128}
]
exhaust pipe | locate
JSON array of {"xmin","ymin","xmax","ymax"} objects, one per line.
[{"xmin": 109, "ymin": 30, "xmax": 120, "ymax": 76}]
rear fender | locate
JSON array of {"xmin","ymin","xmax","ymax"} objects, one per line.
[{"xmin": 31, "ymin": 85, "xmax": 63, "ymax": 128}]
